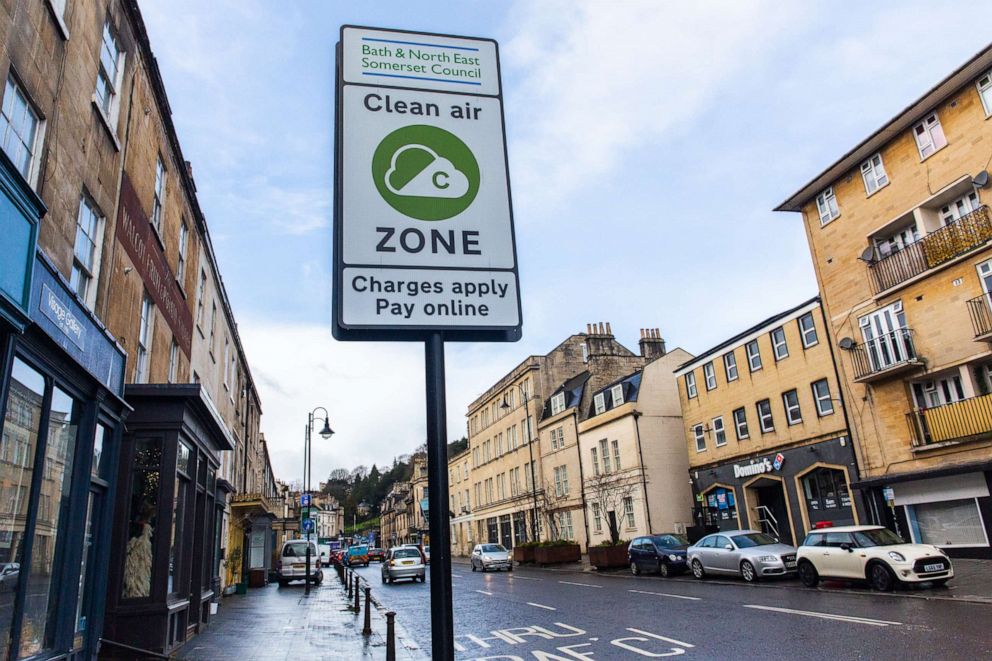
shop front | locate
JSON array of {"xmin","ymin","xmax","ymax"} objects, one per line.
[
  {"xmin": 1, "ymin": 250, "xmax": 128, "ymax": 661},
  {"xmin": 102, "ymin": 385, "xmax": 233, "ymax": 657},
  {"xmin": 692, "ymin": 435, "xmax": 866, "ymax": 546}
]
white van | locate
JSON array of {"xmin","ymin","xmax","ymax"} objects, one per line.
[{"xmin": 277, "ymin": 539, "xmax": 322, "ymax": 587}]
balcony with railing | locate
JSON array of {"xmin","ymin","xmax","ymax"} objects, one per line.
[
  {"xmin": 868, "ymin": 206, "xmax": 992, "ymax": 293},
  {"xmin": 850, "ymin": 328, "xmax": 922, "ymax": 382},
  {"xmin": 966, "ymin": 293, "xmax": 992, "ymax": 341},
  {"xmin": 231, "ymin": 491, "xmax": 277, "ymax": 515},
  {"xmin": 906, "ymin": 392, "xmax": 992, "ymax": 449}
]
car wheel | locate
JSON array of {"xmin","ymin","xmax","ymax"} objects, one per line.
[
  {"xmin": 691, "ymin": 559, "xmax": 705, "ymax": 579},
  {"xmin": 630, "ymin": 561, "xmax": 641, "ymax": 576},
  {"xmin": 798, "ymin": 560, "xmax": 819, "ymax": 588},
  {"xmin": 740, "ymin": 560, "xmax": 757, "ymax": 583},
  {"xmin": 868, "ymin": 562, "xmax": 896, "ymax": 592},
  {"xmin": 471, "ymin": 562, "xmax": 477, "ymax": 572},
  {"xmin": 508, "ymin": 565, "xmax": 513, "ymax": 572},
  {"xmin": 658, "ymin": 561, "xmax": 670, "ymax": 578}
]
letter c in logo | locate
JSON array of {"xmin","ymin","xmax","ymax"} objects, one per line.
[{"xmin": 433, "ymin": 171, "xmax": 450, "ymax": 189}]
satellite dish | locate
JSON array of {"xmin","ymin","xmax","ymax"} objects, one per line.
[
  {"xmin": 974, "ymin": 171, "xmax": 990, "ymax": 188},
  {"xmin": 838, "ymin": 337, "xmax": 856, "ymax": 350},
  {"xmin": 858, "ymin": 246, "xmax": 876, "ymax": 263}
]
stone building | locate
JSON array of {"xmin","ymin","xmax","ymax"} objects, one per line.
[
  {"xmin": 408, "ymin": 453, "xmax": 429, "ymax": 545},
  {"xmin": 776, "ymin": 46, "xmax": 992, "ymax": 557},
  {"xmin": 675, "ymin": 298, "xmax": 863, "ymax": 546},
  {"xmin": 0, "ymin": 1, "xmax": 271, "ymax": 657},
  {"xmin": 448, "ymin": 446, "xmax": 473, "ymax": 556}
]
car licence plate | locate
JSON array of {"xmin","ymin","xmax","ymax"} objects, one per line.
[
  {"xmin": 785, "ymin": 561, "xmax": 796, "ymax": 568},
  {"xmin": 924, "ymin": 563, "xmax": 944, "ymax": 572},
  {"xmin": 293, "ymin": 564, "xmax": 305, "ymax": 569}
]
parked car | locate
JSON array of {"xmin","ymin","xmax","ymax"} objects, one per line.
[
  {"xmin": 317, "ymin": 544, "xmax": 333, "ymax": 568},
  {"xmin": 470, "ymin": 543, "xmax": 512, "ymax": 572},
  {"xmin": 345, "ymin": 544, "xmax": 370, "ymax": 567},
  {"xmin": 796, "ymin": 525, "xmax": 953, "ymax": 591},
  {"xmin": 276, "ymin": 539, "xmax": 322, "ymax": 587},
  {"xmin": 628, "ymin": 533, "xmax": 690, "ymax": 577},
  {"xmin": 368, "ymin": 547, "xmax": 386, "ymax": 562},
  {"xmin": 381, "ymin": 546, "xmax": 426, "ymax": 584},
  {"xmin": 0, "ymin": 563, "xmax": 19, "ymax": 591},
  {"xmin": 423, "ymin": 545, "xmax": 430, "ymax": 564},
  {"xmin": 688, "ymin": 530, "xmax": 796, "ymax": 582}
]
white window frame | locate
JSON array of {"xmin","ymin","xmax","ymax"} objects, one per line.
[
  {"xmin": 771, "ymin": 327, "xmax": 788, "ymax": 360},
  {"xmin": 685, "ymin": 372, "xmax": 697, "ymax": 399},
  {"xmin": 860, "ymin": 153, "xmax": 889, "ymax": 195},
  {"xmin": 913, "ymin": 112, "xmax": 947, "ymax": 159},
  {"xmin": 168, "ymin": 340, "xmax": 179, "ymax": 383},
  {"xmin": 798, "ymin": 312, "xmax": 818, "ymax": 348},
  {"xmin": 610, "ymin": 383, "xmax": 624, "ymax": 407},
  {"xmin": 1, "ymin": 73, "xmax": 44, "ymax": 187},
  {"xmin": 756, "ymin": 399, "xmax": 774, "ymax": 433},
  {"xmin": 733, "ymin": 408, "xmax": 749, "ymax": 440},
  {"xmin": 746, "ymin": 340, "xmax": 762, "ymax": 372},
  {"xmin": 812, "ymin": 379, "xmax": 834, "ymax": 416},
  {"xmin": 70, "ymin": 194, "xmax": 105, "ymax": 309},
  {"xmin": 550, "ymin": 427, "xmax": 565, "ymax": 451},
  {"xmin": 592, "ymin": 502, "xmax": 602, "ymax": 532},
  {"xmin": 782, "ymin": 389, "xmax": 802, "ymax": 425},
  {"xmin": 723, "ymin": 352, "xmax": 738, "ymax": 382},
  {"xmin": 177, "ymin": 219, "xmax": 189, "ymax": 285},
  {"xmin": 196, "ymin": 270, "xmax": 206, "ymax": 328},
  {"xmin": 554, "ymin": 465, "xmax": 569, "ymax": 497},
  {"xmin": 703, "ymin": 362, "xmax": 717, "ymax": 390},
  {"xmin": 591, "ymin": 446, "xmax": 600, "ymax": 476},
  {"xmin": 599, "ymin": 438, "xmax": 611, "ymax": 473},
  {"xmin": 94, "ymin": 17, "xmax": 125, "ymax": 127},
  {"xmin": 152, "ymin": 155, "xmax": 166, "ymax": 235},
  {"xmin": 713, "ymin": 416, "xmax": 727, "ymax": 447},
  {"xmin": 550, "ymin": 392, "xmax": 566, "ymax": 416},
  {"xmin": 135, "ymin": 293, "xmax": 154, "ymax": 383},
  {"xmin": 978, "ymin": 70, "xmax": 992, "ymax": 117},
  {"xmin": 693, "ymin": 424, "xmax": 706, "ymax": 453},
  {"xmin": 816, "ymin": 187, "xmax": 840, "ymax": 225},
  {"xmin": 611, "ymin": 439, "xmax": 620, "ymax": 471},
  {"xmin": 623, "ymin": 496, "xmax": 635, "ymax": 529},
  {"xmin": 593, "ymin": 392, "xmax": 606, "ymax": 415}
]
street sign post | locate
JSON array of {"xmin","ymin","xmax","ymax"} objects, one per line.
[
  {"xmin": 334, "ymin": 26, "xmax": 521, "ymax": 660},
  {"xmin": 301, "ymin": 493, "xmax": 312, "ymax": 507}
]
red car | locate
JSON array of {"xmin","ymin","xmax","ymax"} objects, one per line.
[{"xmin": 368, "ymin": 548, "xmax": 386, "ymax": 562}]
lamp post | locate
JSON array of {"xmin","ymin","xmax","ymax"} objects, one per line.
[
  {"xmin": 304, "ymin": 407, "xmax": 334, "ymax": 596},
  {"xmin": 500, "ymin": 383, "xmax": 540, "ymax": 543}
]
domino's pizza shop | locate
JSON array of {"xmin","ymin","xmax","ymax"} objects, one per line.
[{"xmin": 691, "ymin": 435, "xmax": 868, "ymax": 547}]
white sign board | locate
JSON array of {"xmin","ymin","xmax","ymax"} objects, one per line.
[{"xmin": 334, "ymin": 26, "xmax": 521, "ymax": 341}]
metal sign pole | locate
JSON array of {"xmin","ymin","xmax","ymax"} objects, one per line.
[{"xmin": 425, "ymin": 332, "xmax": 454, "ymax": 659}]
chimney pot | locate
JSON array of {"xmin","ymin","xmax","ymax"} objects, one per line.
[
  {"xmin": 605, "ymin": 322, "xmax": 612, "ymax": 335},
  {"xmin": 599, "ymin": 322, "xmax": 605, "ymax": 334}
]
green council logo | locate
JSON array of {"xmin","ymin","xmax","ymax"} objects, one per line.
[{"xmin": 372, "ymin": 125, "xmax": 480, "ymax": 221}]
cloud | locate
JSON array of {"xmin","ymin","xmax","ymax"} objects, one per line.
[{"xmin": 387, "ymin": 147, "xmax": 470, "ymax": 199}]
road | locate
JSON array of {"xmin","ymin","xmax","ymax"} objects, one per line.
[{"xmin": 350, "ymin": 560, "xmax": 992, "ymax": 660}]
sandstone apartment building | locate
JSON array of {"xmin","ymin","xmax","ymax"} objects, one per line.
[{"xmin": 777, "ymin": 46, "xmax": 992, "ymax": 558}]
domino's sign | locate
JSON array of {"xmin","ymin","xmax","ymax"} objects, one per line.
[{"xmin": 333, "ymin": 26, "xmax": 521, "ymax": 342}]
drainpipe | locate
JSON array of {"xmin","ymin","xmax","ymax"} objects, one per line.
[
  {"xmin": 632, "ymin": 411, "xmax": 653, "ymax": 532},
  {"xmin": 571, "ymin": 409, "xmax": 591, "ymax": 550}
]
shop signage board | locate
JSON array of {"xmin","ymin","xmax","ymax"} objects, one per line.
[{"xmin": 333, "ymin": 25, "xmax": 521, "ymax": 342}]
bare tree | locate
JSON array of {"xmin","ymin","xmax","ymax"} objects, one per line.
[
  {"xmin": 585, "ymin": 470, "xmax": 641, "ymax": 545},
  {"xmin": 328, "ymin": 468, "xmax": 350, "ymax": 482},
  {"xmin": 536, "ymin": 478, "xmax": 566, "ymax": 541}
]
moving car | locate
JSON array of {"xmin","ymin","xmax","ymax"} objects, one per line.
[
  {"xmin": 381, "ymin": 546, "xmax": 426, "ymax": 584},
  {"xmin": 628, "ymin": 533, "xmax": 690, "ymax": 577},
  {"xmin": 368, "ymin": 547, "xmax": 386, "ymax": 562},
  {"xmin": 345, "ymin": 544, "xmax": 370, "ymax": 567},
  {"xmin": 423, "ymin": 545, "xmax": 430, "ymax": 564},
  {"xmin": 796, "ymin": 525, "xmax": 953, "ymax": 591},
  {"xmin": 470, "ymin": 543, "xmax": 512, "ymax": 572},
  {"xmin": 0, "ymin": 563, "xmax": 19, "ymax": 591},
  {"xmin": 317, "ymin": 544, "xmax": 333, "ymax": 568},
  {"xmin": 276, "ymin": 539, "xmax": 323, "ymax": 587},
  {"xmin": 688, "ymin": 530, "xmax": 796, "ymax": 582}
]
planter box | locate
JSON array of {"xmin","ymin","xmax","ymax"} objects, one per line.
[
  {"xmin": 589, "ymin": 544, "xmax": 628, "ymax": 570},
  {"xmin": 513, "ymin": 546, "xmax": 536, "ymax": 564},
  {"xmin": 234, "ymin": 582, "xmax": 248, "ymax": 595},
  {"xmin": 534, "ymin": 544, "xmax": 581, "ymax": 565}
]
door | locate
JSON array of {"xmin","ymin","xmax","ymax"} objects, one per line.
[
  {"xmin": 710, "ymin": 535, "xmax": 736, "ymax": 573},
  {"xmin": 859, "ymin": 302, "xmax": 913, "ymax": 371},
  {"xmin": 940, "ymin": 191, "xmax": 980, "ymax": 225},
  {"xmin": 912, "ymin": 375, "xmax": 964, "ymax": 409},
  {"xmin": 822, "ymin": 532, "xmax": 861, "ymax": 578}
]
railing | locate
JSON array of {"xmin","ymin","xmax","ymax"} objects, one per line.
[
  {"xmin": 850, "ymin": 328, "xmax": 919, "ymax": 380},
  {"xmin": 231, "ymin": 491, "xmax": 277, "ymax": 513},
  {"xmin": 755, "ymin": 505, "xmax": 780, "ymax": 539},
  {"xmin": 906, "ymin": 392, "xmax": 992, "ymax": 447},
  {"xmin": 967, "ymin": 293, "xmax": 992, "ymax": 339},
  {"xmin": 868, "ymin": 206, "xmax": 992, "ymax": 293}
]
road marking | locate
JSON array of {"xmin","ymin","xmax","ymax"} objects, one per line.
[
  {"xmin": 527, "ymin": 602, "xmax": 557, "ymax": 611},
  {"xmin": 558, "ymin": 580, "xmax": 603, "ymax": 588},
  {"xmin": 628, "ymin": 589, "xmax": 701, "ymax": 601},
  {"xmin": 474, "ymin": 589, "xmax": 493, "ymax": 596},
  {"xmin": 743, "ymin": 604, "xmax": 902, "ymax": 627},
  {"xmin": 507, "ymin": 575, "xmax": 541, "ymax": 581},
  {"xmin": 625, "ymin": 628, "xmax": 694, "ymax": 648}
]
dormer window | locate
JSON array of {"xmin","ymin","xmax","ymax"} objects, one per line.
[
  {"xmin": 550, "ymin": 392, "xmax": 566, "ymax": 416},
  {"xmin": 593, "ymin": 392, "xmax": 606, "ymax": 415},
  {"xmin": 610, "ymin": 384, "xmax": 624, "ymax": 406}
]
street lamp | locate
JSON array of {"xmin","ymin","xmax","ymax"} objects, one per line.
[
  {"xmin": 500, "ymin": 384, "xmax": 540, "ymax": 543},
  {"xmin": 304, "ymin": 406, "xmax": 334, "ymax": 596}
]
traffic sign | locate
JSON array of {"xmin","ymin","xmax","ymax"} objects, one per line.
[
  {"xmin": 302, "ymin": 518, "xmax": 315, "ymax": 534},
  {"xmin": 333, "ymin": 26, "xmax": 521, "ymax": 342},
  {"xmin": 301, "ymin": 493, "xmax": 312, "ymax": 507}
]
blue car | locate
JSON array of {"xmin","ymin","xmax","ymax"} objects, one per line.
[{"xmin": 628, "ymin": 534, "xmax": 690, "ymax": 577}]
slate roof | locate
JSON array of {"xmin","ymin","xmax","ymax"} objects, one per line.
[
  {"xmin": 586, "ymin": 370, "xmax": 643, "ymax": 419},
  {"xmin": 540, "ymin": 371, "xmax": 591, "ymax": 421}
]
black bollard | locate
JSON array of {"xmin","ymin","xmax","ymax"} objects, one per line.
[
  {"xmin": 353, "ymin": 575, "xmax": 360, "ymax": 611},
  {"xmin": 362, "ymin": 587, "xmax": 372, "ymax": 636},
  {"xmin": 347, "ymin": 570, "xmax": 353, "ymax": 599},
  {"xmin": 386, "ymin": 611, "xmax": 396, "ymax": 661}
]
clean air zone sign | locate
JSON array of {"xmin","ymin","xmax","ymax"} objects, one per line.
[{"xmin": 333, "ymin": 26, "xmax": 521, "ymax": 341}]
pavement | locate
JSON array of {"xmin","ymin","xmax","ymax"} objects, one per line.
[{"xmin": 174, "ymin": 567, "xmax": 424, "ymax": 660}]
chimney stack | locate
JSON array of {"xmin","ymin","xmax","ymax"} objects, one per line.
[{"xmin": 639, "ymin": 327, "xmax": 666, "ymax": 358}]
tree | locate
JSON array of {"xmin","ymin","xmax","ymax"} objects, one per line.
[
  {"xmin": 585, "ymin": 470, "xmax": 640, "ymax": 545},
  {"xmin": 328, "ymin": 468, "xmax": 350, "ymax": 482},
  {"xmin": 537, "ymin": 478, "xmax": 566, "ymax": 541}
]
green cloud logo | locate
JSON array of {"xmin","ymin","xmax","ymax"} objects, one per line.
[{"xmin": 372, "ymin": 125, "xmax": 480, "ymax": 221}]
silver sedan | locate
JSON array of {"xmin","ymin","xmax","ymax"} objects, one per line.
[
  {"xmin": 381, "ymin": 547, "xmax": 426, "ymax": 584},
  {"xmin": 687, "ymin": 530, "xmax": 797, "ymax": 582}
]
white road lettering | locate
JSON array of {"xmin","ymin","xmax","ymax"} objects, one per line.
[
  {"xmin": 557, "ymin": 581, "xmax": 602, "ymax": 588},
  {"xmin": 527, "ymin": 602, "xmax": 557, "ymax": 611},
  {"xmin": 475, "ymin": 589, "xmax": 494, "ymax": 596},
  {"xmin": 628, "ymin": 589, "xmax": 701, "ymax": 601},
  {"xmin": 508, "ymin": 575, "xmax": 542, "ymax": 581},
  {"xmin": 554, "ymin": 643, "xmax": 596, "ymax": 660},
  {"xmin": 743, "ymin": 604, "xmax": 902, "ymax": 627},
  {"xmin": 611, "ymin": 628, "xmax": 694, "ymax": 657}
]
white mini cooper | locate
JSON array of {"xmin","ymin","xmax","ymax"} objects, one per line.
[{"xmin": 796, "ymin": 525, "xmax": 952, "ymax": 591}]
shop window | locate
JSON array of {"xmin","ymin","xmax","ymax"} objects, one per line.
[
  {"xmin": 703, "ymin": 487, "xmax": 737, "ymax": 527},
  {"xmin": 169, "ymin": 444, "xmax": 191, "ymax": 595},
  {"xmin": 906, "ymin": 498, "xmax": 988, "ymax": 547},
  {"xmin": 801, "ymin": 467, "xmax": 852, "ymax": 516},
  {"xmin": 0, "ymin": 359, "xmax": 45, "ymax": 654},
  {"xmin": 122, "ymin": 438, "xmax": 162, "ymax": 599}
]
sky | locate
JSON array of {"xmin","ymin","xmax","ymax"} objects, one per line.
[{"xmin": 140, "ymin": 0, "xmax": 991, "ymax": 486}]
